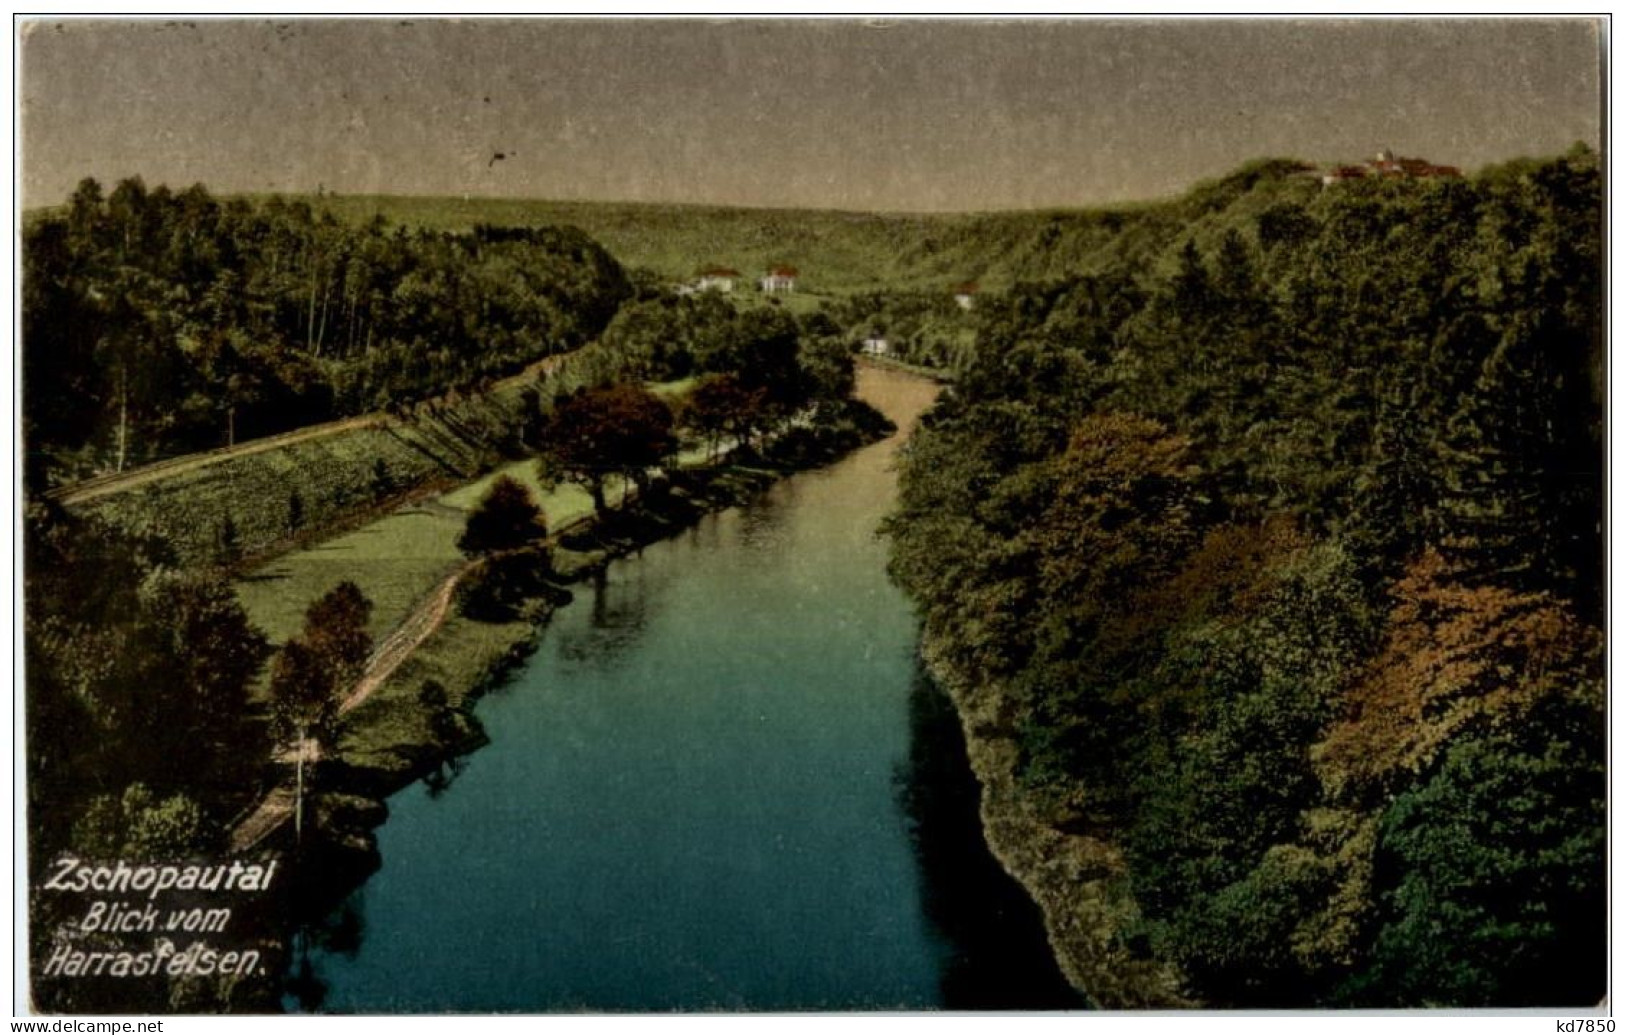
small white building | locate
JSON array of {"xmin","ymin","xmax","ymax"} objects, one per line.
[
  {"xmin": 760, "ymin": 265, "xmax": 798, "ymax": 293},
  {"xmin": 861, "ymin": 337, "xmax": 891, "ymax": 357},
  {"xmin": 694, "ymin": 266, "xmax": 740, "ymax": 293},
  {"xmin": 952, "ymin": 281, "xmax": 979, "ymax": 311}
]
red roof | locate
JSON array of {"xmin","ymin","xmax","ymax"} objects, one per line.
[
  {"xmin": 767, "ymin": 265, "xmax": 798, "ymax": 278},
  {"xmin": 952, "ymin": 281, "xmax": 979, "ymax": 295},
  {"xmin": 698, "ymin": 266, "xmax": 740, "ymax": 278}
]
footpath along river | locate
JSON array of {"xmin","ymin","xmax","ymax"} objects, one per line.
[{"xmin": 297, "ymin": 364, "xmax": 1080, "ymax": 1011}]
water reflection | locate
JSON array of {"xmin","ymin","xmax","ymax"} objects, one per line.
[
  {"xmin": 555, "ymin": 565, "xmax": 655, "ymax": 668},
  {"xmin": 735, "ymin": 476, "xmax": 793, "ymax": 550},
  {"xmin": 422, "ymin": 755, "xmax": 470, "ymax": 799},
  {"xmin": 286, "ymin": 896, "xmax": 368, "ymax": 1012},
  {"xmin": 897, "ymin": 661, "xmax": 1083, "ymax": 1010}
]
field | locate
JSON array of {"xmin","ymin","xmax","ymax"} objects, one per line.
[
  {"xmin": 234, "ymin": 379, "xmax": 698, "ymax": 675},
  {"xmin": 67, "ymin": 357, "xmax": 559, "ymax": 568},
  {"xmin": 236, "ymin": 454, "xmax": 620, "ymax": 653}
]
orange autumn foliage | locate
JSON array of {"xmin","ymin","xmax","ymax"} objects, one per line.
[{"xmin": 1315, "ymin": 548, "xmax": 1601, "ymax": 799}]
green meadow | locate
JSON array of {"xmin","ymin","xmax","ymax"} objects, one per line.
[{"xmin": 234, "ymin": 380, "xmax": 694, "ymax": 673}]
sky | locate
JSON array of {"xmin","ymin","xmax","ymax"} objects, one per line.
[{"xmin": 18, "ymin": 17, "xmax": 1604, "ymax": 213}]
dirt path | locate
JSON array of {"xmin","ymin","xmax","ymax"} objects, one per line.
[
  {"xmin": 341, "ymin": 565, "xmax": 469, "ymax": 715},
  {"xmin": 228, "ymin": 563, "xmax": 471, "ymax": 853}
]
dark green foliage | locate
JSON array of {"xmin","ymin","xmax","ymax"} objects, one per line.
[
  {"xmin": 457, "ymin": 548, "xmax": 554, "ymax": 623},
  {"xmin": 216, "ymin": 514, "xmax": 240, "ymax": 561},
  {"xmin": 884, "ymin": 150, "xmax": 1602, "ymax": 1006},
  {"xmin": 1351, "ymin": 729, "xmax": 1605, "ymax": 1007},
  {"xmin": 268, "ymin": 639, "xmax": 337, "ymax": 745},
  {"xmin": 71, "ymin": 784, "xmax": 211, "ymax": 858},
  {"xmin": 371, "ymin": 458, "xmax": 396, "ymax": 497},
  {"xmin": 23, "ymin": 180, "xmax": 632, "ymax": 489},
  {"xmin": 457, "ymin": 475, "xmax": 548, "ymax": 557},
  {"xmin": 417, "ymin": 679, "xmax": 462, "ymax": 744},
  {"xmin": 24, "ymin": 501, "xmax": 271, "ymax": 857}
]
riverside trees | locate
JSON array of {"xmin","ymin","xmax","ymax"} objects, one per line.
[
  {"xmin": 24, "ymin": 502, "xmax": 272, "ymax": 858},
  {"xmin": 269, "ymin": 581, "xmax": 373, "ymax": 745},
  {"xmin": 538, "ymin": 384, "xmax": 677, "ymax": 516}
]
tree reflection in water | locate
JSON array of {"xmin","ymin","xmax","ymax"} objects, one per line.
[{"xmin": 285, "ymin": 897, "xmax": 367, "ymax": 1013}]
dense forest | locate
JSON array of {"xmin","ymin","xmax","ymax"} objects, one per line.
[
  {"xmin": 885, "ymin": 147, "xmax": 1604, "ymax": 1007},
  {"xmin": 23, "ymin": 177, "xmax": 632, "ymax": 488}
]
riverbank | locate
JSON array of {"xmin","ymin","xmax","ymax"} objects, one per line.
[
  {"xmin": 293, "ymin": 363, "xmax": 1024, "ymax": 1013},
  {"xmin": 286, "ymin": 398, "xmax": 896, "ymax": 898},
  {"xmin": 916, "ymin": 632, "xmax": 1194, "ymax": 1010}
]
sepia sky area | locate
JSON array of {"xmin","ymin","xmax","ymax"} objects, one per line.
[{"xmin": 19, "ymin": 18, "xmax": 1604, "ymax": 213}]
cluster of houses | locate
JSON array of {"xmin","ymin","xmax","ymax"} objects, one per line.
[
  {"xmin": 1318, "ymin": 149, "xmax": 1462, "ymax": 186},
  {"xmin": 677, "ymin": 265, "xmax": 800, "ymax": 295}
]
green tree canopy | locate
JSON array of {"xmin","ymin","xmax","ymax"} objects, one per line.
[{"xmin": 457, "ymin": 475, "xmax": 549, "ymax": 557}]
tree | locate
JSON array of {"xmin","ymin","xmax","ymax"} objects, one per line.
[
  {"xmin": 1349, "ymin": 729, "xmax": 1604, "ymax": 1007},
  {"xmin": 302, "ymin": 580, "xmax": 373, "ymax": 689},
  {"xmin": 132, "ymin": 571, "xmax": 274, "ymax": 791},
  {"xmin": 539, "ymin": 383, "xmax": 677, "ymax": 515},
  {"xmin": 457, "ymin": 475, "xmax": 548, "ymax": 556},
  {"xmin": 417, "ymin": 679, "xmax": 461, "ymax": 744},
  {"xmin": 72, "ymin": 784, "xmax": 210, "ymax": 858},
  {"xmin": 683, "ymin": 373, "xmax": 768, "ymax": 459},
  {"xmin": 268, "ymin": 639, "xmax": 338, "ymax": 745}
]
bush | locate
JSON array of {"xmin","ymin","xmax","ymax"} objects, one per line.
[{"xmin": 457, "ymin": 548, "xmax": 554, "ymax": 622}]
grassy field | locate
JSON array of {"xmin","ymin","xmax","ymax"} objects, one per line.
[
  {"xmin": 234, "ymin": 457, "xmax": 622, "ymax": 655},
  {"xmin": 234, "ymin": 377, "xmax": 697, "ymax": 671}
]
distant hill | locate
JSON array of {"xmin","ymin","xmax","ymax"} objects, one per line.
[
  {"xmin": 286, "ymin": 159, "xmax": 1328, "ymax": 297},
  {"xmin": 277, "ymin": 177, "xmax": 1223, "ymax": 297}
]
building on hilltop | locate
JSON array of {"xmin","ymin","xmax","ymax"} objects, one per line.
[
  {"xmin": 760, "ymin": 266, "xmax": 798, "ymax": 293},
  {"xmin": 1321, "ymin": 149, "xmax": 1462, "ymax": 186},
  {"xmin": 951, "ymin": 282, "xmax": 979, "ymax": 310}
]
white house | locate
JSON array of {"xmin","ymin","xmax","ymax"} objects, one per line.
[
  {"xmin": 760, "ymin": 265, "xmax": 798, "ymax": 293},
  {"xmin": 694, "ymin": 266, "xmax": 740, "ymax": 293},
  {"xmin": 861, "ymin": 337, "xmax": 890, "ymax": 357},
  {"xmin": 952, "ymin": 281, "xmax": 979, "ymax": 311}
]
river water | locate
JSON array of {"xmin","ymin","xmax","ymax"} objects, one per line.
[{"xmin": 298, "ymin": 365, "xmax": 1080, "ymax": 1012}]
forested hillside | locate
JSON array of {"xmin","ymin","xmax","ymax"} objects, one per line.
[
  {"xmin": 884, "ymin": 146, "xmax": 1603, "ymax": 1007},
  {"xmin": 278, "ymin": 184, "xmax": 1192, "ymax": 295},
  {"xmin": 23, "ymin": 179, "xmax": 631, "ymax": 488}
]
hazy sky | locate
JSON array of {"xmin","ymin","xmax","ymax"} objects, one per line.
[{"xmin": 19, "ymin": 18, "xmax": 1603, "ymax": 212}]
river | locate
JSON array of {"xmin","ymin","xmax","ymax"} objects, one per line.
[{"xmin": 296, "ymin": 364, "xmax": 1080, "ymax": 1012}]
